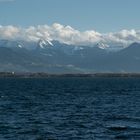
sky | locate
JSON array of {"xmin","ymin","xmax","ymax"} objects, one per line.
[{"xmin": 0, "ymin": 0, "xmax": 140, "ymax": 33}]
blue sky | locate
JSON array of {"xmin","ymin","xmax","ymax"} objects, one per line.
[{"xmin": 0, "ymin": 0, "xmax": 140, "ymax": 32}]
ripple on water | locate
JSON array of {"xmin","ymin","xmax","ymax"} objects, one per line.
[{"xmin": 0, "ymin": 77, "xmax": 140, "ymax": 139}]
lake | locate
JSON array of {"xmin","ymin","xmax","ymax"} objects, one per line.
[{"xmin": 0, "ymin": 77, "xmax": 140, "ymax": 140}]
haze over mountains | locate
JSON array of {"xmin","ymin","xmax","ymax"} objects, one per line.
[{"xmin": 0, "ymin": 24, "xmax": 140, "ymax": 73}]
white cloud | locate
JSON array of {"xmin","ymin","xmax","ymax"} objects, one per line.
[
  {"xmin": 0, "ymin": 25, "xmax": 20, "ymax": 39},
  {"xmin": 0, "ymin": 23, "xmax": 140, "ymax": 47}
]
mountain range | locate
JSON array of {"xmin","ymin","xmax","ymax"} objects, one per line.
[{"xmin": 0, "ymin": 39, "xmax": 140, "ymax": 73}]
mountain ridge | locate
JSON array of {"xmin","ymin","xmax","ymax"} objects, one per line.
[{"xmin": 0, "ymin": 39, "xmax": 140, "ymax": 73}]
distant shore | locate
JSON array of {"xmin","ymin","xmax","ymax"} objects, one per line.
[{"xmin": 1, "ymin": 72, "xmax": 140, "ymax": 78}]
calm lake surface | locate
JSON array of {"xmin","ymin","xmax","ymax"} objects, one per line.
[{"xmin": 0, "ymin": 77, "xmax": 140, "ymax": 140}]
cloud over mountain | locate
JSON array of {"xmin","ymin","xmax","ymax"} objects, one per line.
[{"xmin": 0, "ymin": 23, "xmax": 140, "ymax": 47}]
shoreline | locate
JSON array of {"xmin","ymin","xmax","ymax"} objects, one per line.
[{"xmin": 1, "ymin": 72, "xmax": 140, "ymax": 78}]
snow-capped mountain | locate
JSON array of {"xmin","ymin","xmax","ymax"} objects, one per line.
[
  {"xmin": 96, "ymin": 42, "xmax": 109, "ymax": 49},
  {"xmin": 0, "ymin": 39, "xmax": 124, "ymax": 52},
  {"xmin": 38, "ymin": 39, "xmax": 53, "ymax": 49},
  {"xmin": 0, "ymin": 40, "xmax": 23, "ymax": 49},
  {"xmin": 0, "ymin": 39, "xmax": 140, "ymax": 73}
]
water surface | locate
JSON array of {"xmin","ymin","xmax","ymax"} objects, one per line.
[{"xmin": 0, "ymin": 77, "xmax": 140, "ymax": 140}]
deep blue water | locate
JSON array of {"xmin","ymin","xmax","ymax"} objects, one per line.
[{"xmin": 0, "ymin": 77, "xmax": 140, "ymax": 140}]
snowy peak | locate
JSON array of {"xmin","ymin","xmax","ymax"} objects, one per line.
[
  {"xmin": 0, "ymin": 39, "xmax": 24, "ymax": 49},
  {"xmin": 96, "ymin": 42, "xmax": 109, "ymax": 49},
  {"xmin": 17, "ymin": 44, "xmax": 23, "ymax": 48},
  {"xmin": 38, "ymin": 39, "xmax": 53, "ymax": 49}
]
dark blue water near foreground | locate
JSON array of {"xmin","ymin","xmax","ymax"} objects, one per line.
[{"xmin": 0, "ymin": 77, "xmax": 140, "ymax": 140}]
